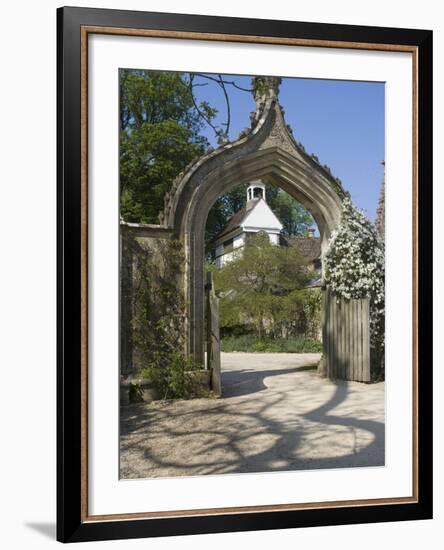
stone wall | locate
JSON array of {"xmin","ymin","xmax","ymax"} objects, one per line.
[{"xmin": 120, "ymin": 222, "xmax": 177, "ymax": 377}]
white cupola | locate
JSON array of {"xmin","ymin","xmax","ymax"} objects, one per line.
[{"xmin": 247, "ymin": 181, "xmax": 266, "ymax": 204}]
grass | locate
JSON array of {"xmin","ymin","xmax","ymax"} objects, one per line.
[{"xmin": 221, "ymin": 334, "xmax": 323, "ymax": 353}]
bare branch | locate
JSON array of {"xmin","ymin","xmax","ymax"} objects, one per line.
[
  {"xmin": 217, "ymin": 74, "xmax": 231, "ymax": 138},
  {"xmin": 187, "ymin": 73, "xmax": 220, "ymax": 137},
  {"xmin": 186, "ymin": 72, "xmax": 253, "ymax": 142},
  {"xmin": 194, "ymin": 73, "xmax": 253, "ymax": 93}
]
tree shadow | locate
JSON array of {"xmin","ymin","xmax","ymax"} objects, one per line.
[
  {"xmin": 120, "ymin": 363, "xmax": 384, "ymax": 479},
  {"xmin": 221, "ymin": 364, "xmax": 316, "ymax": 397}
]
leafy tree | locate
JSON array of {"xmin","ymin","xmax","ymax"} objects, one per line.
[
  {"xmin": 120, "ymin": 69, "xmax": 213, "ymax": 223},
  {"xmin": 266, "ymin": 187, "xmax": 314, "ymax": 236},
  {"xmin": 213, "ymin": 232, "xmax": 315, "ymax": 338},
  {"xmin": 205, "ymin": 185, "xmax": 248, "ymax": 248},
  {"xmin": 120, "ymin": 69, "xmax": 315, "ymax": 241}
]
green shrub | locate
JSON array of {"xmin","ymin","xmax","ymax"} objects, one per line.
[
  {"xmin": 221, "ymin": 335, "xmax": 322, "ymax": 353},
  {"xmin": 140, "ymin": 352, "xmax": 209, "ymax": 400}
]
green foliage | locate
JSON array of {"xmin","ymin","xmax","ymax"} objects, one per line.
[
  {"xmin": 119, "ymin": 70, "xmax": 313, "ymax": 245},
  {"xmin": 140, "ymin": 352, "xmax": 210, "ymax": 400},
  {"xmin": 119, "ymin": 69, "xmax": 213, "ymax": 223},
  {"xmin": 221, "ymin": 335, "xmax": 322, "ymax": 353},
  {"xmin": 266, "ymin": 186, "xmax": 314, "ymax": 236},
  {"xmin": 213, "ymin": 233, "xmax": 319, "ymax": 339},
  {"xmin": 205, "ymin": 185, "xmax": 249, "ymax": 248}
]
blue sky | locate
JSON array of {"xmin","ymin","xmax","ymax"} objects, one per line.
[{"xmin": 192, "ymin": 74, "xmax": 385, "ymax": 222}]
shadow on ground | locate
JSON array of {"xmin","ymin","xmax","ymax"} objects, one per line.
[
  {"xmin": 222, "ymin": 364, "xmax": 316, "ymax": 397},
  {"xmin": 120, "ymin": 354, "xmax": 385, "ymax": 479}
]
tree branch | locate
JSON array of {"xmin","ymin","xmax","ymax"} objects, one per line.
[
  {"xmin": 217, "ymin": 75, "xmax": 231, "ymax": 138},
  {"xmin": 187, "ymin": 74, "xmax": 220, "ymax": 137}
]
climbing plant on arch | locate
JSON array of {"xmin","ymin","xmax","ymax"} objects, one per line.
[{"xmin": 324, "ymin": 197, "xmax": 385, "ymax": 379}]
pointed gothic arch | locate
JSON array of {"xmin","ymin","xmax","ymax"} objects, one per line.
[{"xmin": 160, "ymin": 77, "xmax": 349, "ymax": 368}]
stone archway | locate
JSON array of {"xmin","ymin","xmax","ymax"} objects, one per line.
[{"xmin": 157, "ymin": 77, "xmax": 370, "ymax": 381}]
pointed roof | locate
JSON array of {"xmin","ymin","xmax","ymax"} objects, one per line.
[
  {"xmin": 242, "ymin": 198, "xmax": 283, "ymax": 230},
  {"xmin": 212, "ymin": 199, "xmax": 259, "ymax": 242},
  {"xmin": 213, "ymin": 197, "xmax": 284, "ymax": 244}
]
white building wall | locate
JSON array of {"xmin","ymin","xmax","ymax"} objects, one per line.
[
  {"xmin": 269, "ymin": 233, "xmax": 280, "ymax": 245},
  {"xmin": 233, "ymin": 234, "xmax": 244, "ymax": 248}
]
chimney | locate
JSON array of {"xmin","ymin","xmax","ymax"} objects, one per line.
[{"xmin": 307, "ymin": 228, "xmax": 315, "ymax": 238}]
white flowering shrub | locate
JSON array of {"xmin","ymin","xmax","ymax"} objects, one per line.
[{"xmin": 324, "ymin": 197, "xmax": 385, "ymax": 378}]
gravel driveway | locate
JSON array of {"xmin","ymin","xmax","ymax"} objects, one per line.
[{"xmin": 120, "ymin": 352, "xmax": 385, "ymax": 479}]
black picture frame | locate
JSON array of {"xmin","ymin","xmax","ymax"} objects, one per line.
[{"xmin": 57, "ymin": 6, "xmax": 433, "ymax": 543}]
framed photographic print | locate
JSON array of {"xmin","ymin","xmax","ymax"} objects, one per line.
[{"xmin": 57, "ymin": 6, "xmax": 433, "ymax": 543}]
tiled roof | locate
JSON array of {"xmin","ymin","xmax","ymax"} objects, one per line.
[{"xmin": 285, "ymin": 235, "xmax": 321, "ymax": 261}]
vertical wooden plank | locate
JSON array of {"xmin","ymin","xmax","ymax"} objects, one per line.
[
  {"xmin": 205, "ymin": 272, "xmax": 212, "ymax": 371},
  {"xmin": 343, "ymin": 299, "xmax": 348, "ymax": 380},
  {"xmin": 359, "ymin": 298, "xmax": 364, "ymax": 382},
  {"xmin": 344, "ymin": 299, "xmax": 348, "ymax": 379},
  {"xmin": 336, "ymin": 297, "xmax": 341, "ymax": 379},
  {"xmin": 356, "ymin": 299, "xmax": 361, "ymax": 381},
  {"xmin": 352, "ymin": 300, "xmax": 358, "ymax": 380},
  {"xmin": 211, "ymin": 295, "xmax": 222, "ymax": 396},
  {"xmin": 361, "ymin": 299, "xmax": 366, "ymax": 381},
  {"xmin": 347, "ymin": 298, "xmax": 351, "ymax": 380},
  {"xmin": 350, "ymin": 300, "xmax": 354, "ymax": 381},
  {"xmin": 338, "ymin": 298, "xmax": 342, "ymax": 380},
  {"xmin": 335, "ymin": 293, "xmax": 339, "ymax": 379},
  {"xmin": 342, "ymin": 299, "xmax": 346, "ymax": 380},
  {"xmin": 330, "ymin": 289, "xmax": 334, "ymax": 378},
  {"xmin": 348, "ymin": 300, "xmax": 353, "ymax": 380},
  {"xmin": 356, "ymin": 299, "xmax": 360, "ymax": 380},
  {"xmin": 360, "ymin": 298, "xmax": 364, "ymax": 382},
  {"xmin": 339, "ymin": 296, "xmax": 343, "ymax": 379},
  {"xmin": 343, "ymin": 299, "xmax": 347, "ymax": 380},
  {"xmin": 323, "ymin": 288, "xmax": 329, "ymax": 377},
  {"xmin": 327, "ymin": 288, "xmax": 332, "ymax": 378},
  {"xmin": 330, "ymin": 289, "xmax": 336, "ymax": 378},
  {"xmin": 322, "ymin": 288, "xmax": 326, "ymax": 374},
  {"xmin": 363, "ymin": 298, "xmax": 370, "ymax": 382},
  {"xmin": 329, "ymin": 288, "xmax": 333, "ymax": 378},
  {"xmin": 344, "ymin": 299, "xmax": 349, "ymax": 380},
  {"xmin": 326, "ymin": 288, "xmax": 331, "ymax": 378}
]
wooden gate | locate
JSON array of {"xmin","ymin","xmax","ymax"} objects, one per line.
[
  {"xmin": 205, "ymin": 272, "xmax": 222, "ymax": 396},
  {"xmin": 322, "ymin": 286, "xmax": 371, "ymax": 382}
]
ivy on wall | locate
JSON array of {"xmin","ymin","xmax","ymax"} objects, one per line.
[{"xmin": 125, "ymin": 236, "xmax": 208, "ymax": 399}]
